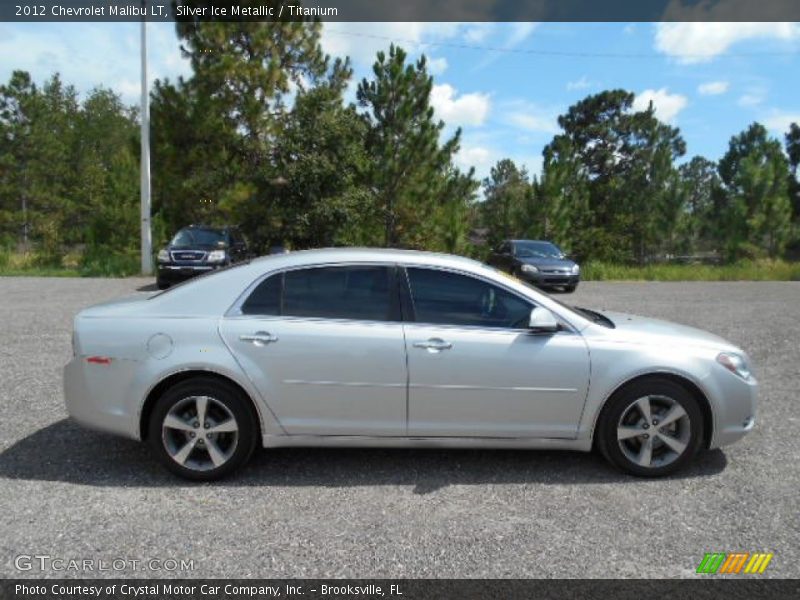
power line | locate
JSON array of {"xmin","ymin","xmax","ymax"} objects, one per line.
[{"xmin": 323, "ymin": 28, "xmax": 800, "ymax": 60}]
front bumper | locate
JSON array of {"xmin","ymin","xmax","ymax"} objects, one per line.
[
  {"xmin": 519, "ymin": 271, "xmax": 580, "ymax": 287},
  {"xmin": 709, "ymin": 373, "xmax": 758, "ymax": 449},
  {"xmin": 157, "ymin": 263, "xmax": 217, "ymax": 283}
]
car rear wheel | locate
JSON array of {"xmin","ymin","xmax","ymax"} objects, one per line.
[
  {"xmin": 596, "ymin": 378, "xmax": 703, "ymax": 477},
  {"xmin": 148, "ymin": 377, "xmax": 258, "ymax": 481}
]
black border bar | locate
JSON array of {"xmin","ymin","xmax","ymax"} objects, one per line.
[
  {"xmin": 3, "ymin": 579, "xmax": 800, "ymax": 600},
  {"xmin": 4, "ymin": 0, "xmax": 800, "ymax": 23}
]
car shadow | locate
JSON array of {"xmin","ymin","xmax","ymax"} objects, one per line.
[
  {"xmin": 136, "ymin": 282, "xmax": 159, "ymax": 292},
  {"xmin": 0, "ymin": 419, "xmax": 728, "ymax": 493}
]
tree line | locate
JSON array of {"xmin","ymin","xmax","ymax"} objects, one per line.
[{"xmin": 1, "ymin": 21, "xmax": 799, "ymax": 269}]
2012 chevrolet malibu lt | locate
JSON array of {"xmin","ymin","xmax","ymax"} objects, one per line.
[{"xmin": 64, "ymin": 249, "xmax": 757, "ymax": 480}]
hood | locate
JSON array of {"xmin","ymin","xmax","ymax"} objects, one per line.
[
  {"xmin": 517, "ymin": 256, "xmax": 576, "ymax": 268},
  {"xmin": 597, "ymin": 310, "xmax": 737, "ymax": 351},
  {"xmin": 169, "ymin": 243, "xmax": 228, "ymax": 250}
]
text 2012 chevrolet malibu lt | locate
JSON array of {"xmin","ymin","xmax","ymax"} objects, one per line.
[{"xmin": 64, "ymin": 249, "xmax": 757, "ymax": 480}]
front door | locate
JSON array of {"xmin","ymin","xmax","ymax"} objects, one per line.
[{"xmin": 403, "ymin": 267, "xmax": 590, "ymax": 438}]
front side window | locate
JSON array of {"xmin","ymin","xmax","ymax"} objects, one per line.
[
  {"xmin": 406, "ymin": 268, "xmax": 532, "ymax": 329},
  {"xmin": 242, "ymin": 266, "xmax": 394, "ymax": 321}
]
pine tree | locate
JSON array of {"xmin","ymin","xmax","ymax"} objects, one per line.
[
  {"xmin": 718, "ymin": 123, "xmax": 792, "ymax": 259},
  {"xmin": 357, "ymin": 45, "xmax": 464, "ymax": 248}
]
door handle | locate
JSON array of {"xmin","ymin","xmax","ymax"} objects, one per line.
[
  {"xmin": 239, "ymin": 331, "xmax": 279, "ymax": 346},
  {"xmin": 413, "ymin": 338, "xmax": 453, "ymax": 352}
]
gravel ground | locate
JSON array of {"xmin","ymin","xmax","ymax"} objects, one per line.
[{"xmin": 0, "ymin": 277, "xmax": 797, "ymax": 579}]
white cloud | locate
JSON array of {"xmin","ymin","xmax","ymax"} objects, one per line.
[
  {"xmin": 456, "ymin": 145, "xmax": 493, "ymax": 172},
  {"xmin": 0, "ymin": 22, "xmax": 191, "ymax": 104},
  {"xmin": 632, "ymin": 88, "xmax": 688, "ymax": 123},
  {"xmin": 427, "ymin": 57, "xmax": 448, "ymax": 76},
  {"xmin": 508, "ymin": 112, "xmax": 558, "ymax": 134},
  {"xmin": 762, "ymin": 111, "xmax": 800, "ymax": 133},
  {"xmin": 507, "ymin": 23, "xmax": 538, "ymax": 47},
  {"xmin": 430, "ymin": 84, "xmax": 491, "ymax": 127},
  {"xmin": 503, "ymin": 100, "xmax": 559, "ymax": 134},
  {"xmin": 463, "ymin": 24, "xmax": 495, "ymax": 44},
  {"xmin": 738, "ymin": 90, "xmax": 767, "ymax": 107},
  {"xmin": 566, "ymin": 76, "xmax": 593, "ymax": 91},
  {"xmin": 320, "ymin": 22, "xmax": 461, "ymax": 68},
  {"xmin": 655, "ymin": 22, "xmax": 800, "ymax": 64},
  {"xmin": 473, "ymin": 22, "xmax": 538, "ymax": 70},
  {"xmin": 697, "ymin": 80, "xmax": 729, "ymax": 95}
]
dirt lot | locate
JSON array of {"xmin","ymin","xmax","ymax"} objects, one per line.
[{"xmin": 0, "ymin": 277, "xmax": 797, "ymax": 578}]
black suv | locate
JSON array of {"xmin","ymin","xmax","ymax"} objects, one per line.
[
  {"xmin": 487, "ymin": 239, "xmax": 581, "ymax": 292},
  {"xmin": 156, "ymin": 225, "xmax": 249, "ymax": 289}
]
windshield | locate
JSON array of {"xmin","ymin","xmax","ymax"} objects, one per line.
[
  {"xmin": 514, "ymin": 241, "xmax": 564, "ymax": 259},
  {"xmin": 171, "ymin": 228, "xmax": 227, "ymax": 248}
]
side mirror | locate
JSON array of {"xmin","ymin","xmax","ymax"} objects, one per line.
[{"xmin": 528, "ymin": 307, "xmax": 560, "ymax": 333}]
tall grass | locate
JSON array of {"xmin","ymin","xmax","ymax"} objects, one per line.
[
  {"xmin": 0, "ymin": 248, "xmax": 139, "ymax": 277},
  {"xmin": 582, "ymin": 260, "xmax": 800, "ymax": 281}
]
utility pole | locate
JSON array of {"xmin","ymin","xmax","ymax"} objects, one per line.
[{"xmin": 139, "ymin": 1, "xmax": 153, "ymax": 275}]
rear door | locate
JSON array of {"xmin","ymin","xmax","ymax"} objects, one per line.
[{"xmin": 219, "ymin": 264, "xmax": 408, "ymax": 436}]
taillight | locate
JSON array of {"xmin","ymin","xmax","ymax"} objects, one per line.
[{"xmin": 86, "ymin": 356, "xmax": 112, "ymax": 365}]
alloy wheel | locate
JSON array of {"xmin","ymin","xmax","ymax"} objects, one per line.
[
  {"xmin": 616, "ymin": 394, "xmax": 691, "ymax": 469},
  {"xmin": 161, "ymin": 395, "xmax": 239, "ymax": 472}
]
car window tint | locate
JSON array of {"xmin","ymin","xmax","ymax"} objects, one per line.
[
  {"xmin": 407, "ymin": 268, "xmax": 531, "ymax": 329},
  {"xmin": 283, "ymin": 266, "xmax": 392, "ymax": 321},
  {"xmin": 241, "ymin": 273, "xmax": 282, "ymax": 315}
]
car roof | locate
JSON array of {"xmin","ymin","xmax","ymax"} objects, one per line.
[
  {"xmin": 182, "ymin": 224, "xmax": 228, "ymax": 232},
  {"xmin": 248, "ymin": 247, "xmax": 486, "ymax": 271}
]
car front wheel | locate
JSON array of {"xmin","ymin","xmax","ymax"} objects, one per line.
[
  {"xmin": 596, "ymin": 378, "xmax": 703, "ymax": 477},
  {"xmin": 148, "ymin": 377, "xmax": 258, "ymax": 481}
]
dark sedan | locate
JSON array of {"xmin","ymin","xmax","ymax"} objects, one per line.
[
  {"xmin": 156, "ymin": 225, "xmax": 249, "ymax": 289},
  {"xmin": 488, "ymin": 239, "xmax": 580, "ymax": 292}
]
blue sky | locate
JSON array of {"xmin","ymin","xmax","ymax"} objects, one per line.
[{"xmin": 1, "ymin": 21, "xmax": 799, "ymax": 181}]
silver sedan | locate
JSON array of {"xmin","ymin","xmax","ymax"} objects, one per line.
[{"xmin": 64, "ymin": 248, "xmax": 757, "ymax": 480}]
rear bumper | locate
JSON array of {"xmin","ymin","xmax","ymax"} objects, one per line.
[{"xmin": 63, "ymin": 356, "xmax": 140, "ymax": 440}]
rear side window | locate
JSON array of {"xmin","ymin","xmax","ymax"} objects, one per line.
[
  {"xmin": 406, "ymin": 267, "xmax": 531, "ymax": 329},
  {"xmin": 241, "ymin": 273, "xmax": 281, "ymax": 315},
  {"xmin": 241, "ymin": 266, "xmax": 395, "ymax": 321}
]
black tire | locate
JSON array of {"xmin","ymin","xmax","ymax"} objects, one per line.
[
  {"xmin": 148, "ymin": 377, "xmax": 258, "ymax": 481},
  {"xmin": 565, "ymin": 283, "xmax": 578, "ymax": 293},
  {"xmin": 156, "ymin": 279, "xmax": 170, "ymax": 290},
  {"xmin": 596, "ymin": 378, "xmax": 703, "ymax": 477}
]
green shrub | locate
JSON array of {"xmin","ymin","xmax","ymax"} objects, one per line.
[
  {"xmin": 78, "ymin": 248, "xmax": 139, "ymax": 277},
  {"xmin": 582, "ymin": 260, "xmax": 800, "ymax": 281}
]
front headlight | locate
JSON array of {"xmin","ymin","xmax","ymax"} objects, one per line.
[
  {"xmin": 207, "ymin": 250, "xmax": 227, "ymax": 263},
  {"xmin": 717, "ymin": 352, "xmax": 752, "ymax": 381},
  {"xmin": 157, "ymin": 249, "xmax": 169, "ymax": 262},
  {"xmin": 571, "ymin": 264, "xmax": 580, "ymax": 274},
  {"xmin": 521, "ymin": 264, "xmax": 538, "ymax": 274}
]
